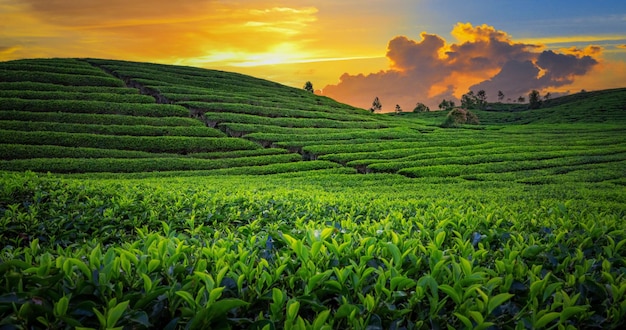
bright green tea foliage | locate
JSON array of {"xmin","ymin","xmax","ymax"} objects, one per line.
[
  {"xmin": 0, "ymin": 71, "xmax": 123, "ymax": 87},
  {"xmin": 0, "ymin": 90, "xmax": 155, "ymax": 104},
  {"xmin": 0, "ymin": 111, "xmax": 204, "ymax": 127},
  {"xmin": 0, "ymin": 99, "xmax": 189, "ymax": 117},
  {"xmin": 0, "ymin": 121, "xmax": 225, "ymax": 138},
  {"xmin": 1, "ymin": 172, "xmax": 625, "ymax": 329}
]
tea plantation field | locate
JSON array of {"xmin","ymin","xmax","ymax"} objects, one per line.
[{"xmin": 0, "ymin": 58, "xmax": 625, "ymax": 329}]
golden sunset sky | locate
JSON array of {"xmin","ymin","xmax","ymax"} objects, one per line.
[{"xmin": 2, "ymin": 0, "xmax": 625, "ymax": 110}]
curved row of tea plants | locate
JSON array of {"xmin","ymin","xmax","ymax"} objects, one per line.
[
  {"xmin": 0, "ymin": 153, "xmax": 302, "ymax": 173},
  {"xmin": 0, "ymin": 120, "xmax": 225, "ymax": 138},
  {"xmin": 0, "ymin": 82, "xmax": 139, "ymax": 94},
  {"xmin": 0, "ymin": 98, "xmax": 189, "ymax": 117},
  {"xmin": 0, "ymin": 111, "xmax": 205, "ymax": 127},
  {"xmin": 0, "ymin": 130, "xmax": 260, "ymax": 154},
  {"xmin": 0, "ymin": 90, "xmax": 155, "ymax": 104}
]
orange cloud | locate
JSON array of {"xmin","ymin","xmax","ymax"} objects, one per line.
[
  {"xmin": 1, "ymin": 0, "xmax": 321, "ymax": 64},
  {"xmin": 560, "ymin": 45, "xmax": 603, "ymax": 57},
  {"xmin": 450, "ymin": 22, "xmax": 512, "ymax": 44},
  {"xmin": 322, "ymin": 23, "xmax": 602, "ymax": 111},
  {"xmin": 559, "ymin": 59, "xmax": 626, "ymax": 94}
]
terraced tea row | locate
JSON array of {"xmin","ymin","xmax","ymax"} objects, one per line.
[
  {"xmin": 85, "ymin": 59, "xmax": 399, "ymax": 143},
  {"xmin": 0, "ymin": 99, "xmax": 189, "ymax": 117},
  {"xmin": 0, "ymin": 111, "xmax": 204, "ymax": 127},
  {"xmin": 0, "ymin": 90, "xmax": 155, "ymax": 103},
  {"xmin": 0, "ymin": 121, "xmax": 225, "ymax": 137},
  {"xmin": 0, "ymin": 82, "xmax": 140, "ymax": 94},
  {"xmin": 0, "ymin": 153, "xmax": 303, "ymax": 173},
  {"xmin": 0, "ymin": 58, "xmax": 346, "ymax": 175}
]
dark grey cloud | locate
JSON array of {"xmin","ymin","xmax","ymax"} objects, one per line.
[{"xmin": 322, "ymin": 23, "xmax": 600, "ymax": 110}]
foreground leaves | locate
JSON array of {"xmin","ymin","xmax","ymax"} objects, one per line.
[{"xmin": 1, "ymin": 172, "xmax": 625, "ymax": 329}]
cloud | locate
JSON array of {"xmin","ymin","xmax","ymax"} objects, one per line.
[
  {"xmin": 2, "ymin": 0, "xmax": 320, "ymax": 63},
  {"xmin": 18, "ymin": 0, "xmax": 219, "ymax": 27},
  {"xmin": 471, "ymin": 50, "xmax": 598, "ymax": 100},
  {"xmin": 322, "ymin": 22, "xmax": 602, "ymax": 110},
  {"xmin": 0, "ymin": 46, "xmax": 21, "ymax": 57}
]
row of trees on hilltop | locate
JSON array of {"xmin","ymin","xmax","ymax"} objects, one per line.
[
  {"xmin": 367, "ymin": 97, "xmax": 431, "ymax": 114},
  {"xmin": 458, "ymin": 89, "xmax": 552, "ymax": 110},
  {"xmin": 302, "ymin": 81, "xmax": 552, "ymax": 113},
  {"xmin": 366, "ymin": 89, "xmax": 535, "ymax": 114}
]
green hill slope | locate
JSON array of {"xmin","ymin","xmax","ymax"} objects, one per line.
[
  {"xmin": 474, "ymin": 88, "xmax": 626, "ymax": 125},
  {"xmin": 0, "ymin": 58, "xmax": 624, "ymax": 185}
]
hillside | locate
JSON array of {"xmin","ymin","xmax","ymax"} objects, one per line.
[
  {"xmin": 1, "ymin": 58, "xmax": 625, "ymax": 184},
  {"xmin": 1, "ymin": 58, "xmax": 626, "ymax": 329}
]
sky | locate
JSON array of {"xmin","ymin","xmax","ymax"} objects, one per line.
[{"xmin": 1, "ymin": 0, "xmax": 625, "ymax": 110}]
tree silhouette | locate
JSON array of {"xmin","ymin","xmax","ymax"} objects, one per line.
[
  {"xmin": 395, "ymin": 104, "xmax": 403, "ymax": 114},
  {"xmin": 438, "ymin": 99, "xmax": 455, "ymax": 111},
  {"xmin": 528, "ymin": 90, "xmax": 542, "ymax": 109},
  {"xmin": 303, "ymin": 81, "xmax": 314, "ymax": 93},
  {"xmin": 461, "ymin": 91, "xmax": 476, "ymax": 109},
  {"xmin": 413, "ymin": 102, "xmax": 430, "ymax": 113},
  {"xmin": 498, "ymin": 90, "xmax": 505, "ymax": 102},
  {"xmin": 544, "ymin": 92, "xmax": 551, "ymax": 101},
  {"xmin": 370, "ymin": 97, "xmax": 382, "ymax": 113},
  {"xmin": 476, "ymin": 90, "xmax": 487, "ymax": 109}
]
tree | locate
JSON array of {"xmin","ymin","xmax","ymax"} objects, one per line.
[
  {"xmin": 370, "ymin": 97, "xmax": 382, "ymax": 113},
  {"xmin": 438, "ymin": 99, "xmax": 455, "ymax": 111},
  {"xmin": 413, "ymin": 102, "xmax": 430, "ymax": 113},
  {"xmin": 395, "ymin": 104, "xmax": 403, "ymax": 114},
  {"xmin": 461, "ymin": 91, "xmax": 476, "ymax": 109},
  {"xmin": 544, "ymin": 92, "xmax": 551, "ymax": 101},
  {"xmin": 476, "ymin": 90, "xmax": 487, "ymax": 109},
  {"xmin": 528, "ymin": 89, "xmax": 542, "ymax": 109},
  {"xmin": 303, "ymin": 81, "xmax": 314, "ymax": 93},
  {"xmin": 517, "ymin": 96, "xmax": 525, "ymax": 103},
  {"xmin": 498, "ymin": 90, "xmax": 505, "ymax": 102}
]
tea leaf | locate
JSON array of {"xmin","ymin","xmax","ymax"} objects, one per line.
[
  {"xmin": 560, "ymin": 306, "xmax": 588, "ymax": 322},
  {"xmin": 175, "ymin": 291, "xmax": 196, "ymax": 308},
  {"xmin": 106, "ymin": 299, "xmax": 129, "ymax": 328},
  {"xmin": 93, "ymin": 306, "xmax": 106, "ymax": 328},
  {"xmin": 522, "ymin": 245, "xmax": 543, "ymax": 258},
  {"xmin": 534, "ymin": 312, "xmax": 560, "ymax": 328},
  {"xmin": 54, "ymin": 295, "xmax": 69, "ymax": 317},
  {"xmin": 313, "ymin": 309, "xmax": 330, "ymax": 329},
  {"xmin": 207, "ymin": 298, "xmax": 249, "ymax": 319},
  {"xmin": 272, "ymin": 288, "xmax": 284, "ymax": 305},
  {"xmin": 209, "ymin": 287, "xmax": 224, "ymax": 303},
  {"xmin": 286, "ymin": 300, "xmax": 300, "ymax": 321},
  {"xmin": 439, "ymin": 284, "xmax": 461, "ymax": 305},
  {"xmin": 387, "ymin": 242, "xmax": 402, "ymax": 266},
  {"xmin": 468, "ymin": 310, "xmax": 484, "ymax": 325},
  {"xmin": 321, "ymin": 228, "xmax": 334, "ymax": 241},
  {"xmin": 487, "ymin": 293, "xmax": 514, "ymax": 315},
  {"xmin": 454, "ymin": 312, "xmax": 473, "ymax": 329},
  {"xmin": 459, "ymin": 257, "xmax": 472, "ymax": 276},
  {"xmin": 435, "ymin": 231, "xmax": 446, "ymax": 248},
  {"xmin": 141, "ymin": 273, "xmax": 152, "ymax": 292}
]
